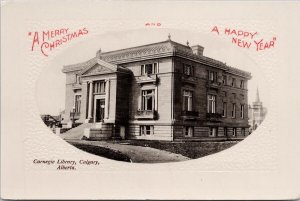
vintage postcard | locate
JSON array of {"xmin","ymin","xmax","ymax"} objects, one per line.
[{"xmin": 1, "ymin": 0, "xmax": 300, "ymax": 200}]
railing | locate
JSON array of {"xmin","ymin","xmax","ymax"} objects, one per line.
[
  {"xmin": 181, "ymin": 110, "xmax": 199, "ymax": 117},
  {"xmin": 207, "ymin": 80, "xmax": 221, "ymax": 89},
  {"xmin": 181, "ymin": 75, "xmax": 196, "ymax": 85},
  {"xmin": 136, "ymin": 74, "xmax": 158, "ymax": 85},
  {"xmin": 70, "ymin": 112, "xmax": 81, "ymax": 120},
  {"xmin": 72, "ymin": 83, "xmax": 82, "ymax": 89},
  {"xmin": 206, "ymin": 113, "xmax": 222, "ymax": 121},
  {"xmin": 135, "ymin": 110, "xmax": 157, "ymax": 119},
  {"xmin": 181, "ymin": 110, "xmax": 199, "ymax": 120}
]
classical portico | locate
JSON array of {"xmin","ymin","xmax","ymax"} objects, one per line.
[
  {"xmin": 84, "ymin": 78, "xmax": 111, "ymax": 123},
  {"xmin": 61, "ymin": 57, "xmax": 132, "ymax": 139}
]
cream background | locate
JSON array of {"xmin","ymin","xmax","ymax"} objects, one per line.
[{"xmin": 1, "ymin": 1, "xmax": 300, "ymax": 199}]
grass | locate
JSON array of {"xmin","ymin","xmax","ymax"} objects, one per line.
[
  {"xmin": 111, "ymin": 140, "xmax": 240, "ymax": 159},
  {"xmin": 70, "ymin": 140, "xmax": 242, "ymax": 161},
  {"xmin": 71, "ymin": 142, "xmax": 131, "ymax": 162}
]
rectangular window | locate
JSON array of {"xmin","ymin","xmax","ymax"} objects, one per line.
[
  {"xmin": 222, "ymin": 102, "xmax": 227, "ymax": 117},
  {"xmin": 241, "ymin": 104, "xmax": 244, "ymax": 119},
  {"xmin": 207, "ymin": 94, "xmax": 216, "ymax": 113},
  {"xmin": 184, "ymin": 126, "xmax": 194, "ymax": 137},
  {"xmin": 209, "ymin": 127, "xmax": 217, "ymax": 137},
  {"xmin": 240, "ymin": 80, "xmax": 244, "ymax": 88},
  {"xmin": 241, "ymin": 128, "xmax": 245, "ymax": 136},
  {"xmin": 142, "ymin": 89, "xmax": 155, "ymax": 111},
  {"xmin": 75, "ymin": 74, "xmax": 81, "ymax": 84},
  {"xmin": 222, "ymin": 75, "xmax": 227, "ymax": 85},
  {"xmin": 183, "ymin": 64, "xmax": 193, "ymax": 76},
  {"xmin": 183, "ymin": 90, "xmax": 193, "ymax": 111},
  {"xmin": 141, "ymin": 63, "xmax": 158, "ymax": 75},
  {"xmin": 208, "ymin": 71, "xmax": 217, "ymax": 82},
  {"xmin": 140, "ymin": 125, "xmax": 154, "ymax": 135},
  {"xmin": 232, "ymin": 93, "xmax": 236, "ymax": 99},
  {"xmin": 224, "ymin": 127, "xmax": 228, "ymax": 136},
  {"xmin": 231, "ymin": 77, "xmax": 236, "ymax": 87},
  {"xmin": 93, "ymin": 81, "xmax": 106, "ymax": 94},
  {"xmin": 74, "ymin": 95, "xmax": 81, "ymax": 113},
  {"xmin": 232, "ymin": 128, "xmax": 236, "ymax": 136},
  {"xmin": 232, "ymin": 103, "xmax": 236, "ymax": 118}
]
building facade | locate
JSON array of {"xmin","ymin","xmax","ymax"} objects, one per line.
[
  {"xmin": 248, "ymin": 88, "xmax": 267, "ymax": 132},
  {"xmin": 62, "ymin": 38, "xmax": 251, "ymax": 141}
]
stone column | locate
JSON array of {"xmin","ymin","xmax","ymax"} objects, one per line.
[
  {"xmin": 155, "ymin": 85, "xmax": 158, "ymax": 111},
  {"xmin": 88, "ymin": 81, "xmax": 93, "ymax": 120},
  {"xmin": 104, "ymin": 79, "xmax": 110, "ymax": 119},
  {"xmin": 79, "ymin": 82, "xmax": 88, "ymax": 123}
]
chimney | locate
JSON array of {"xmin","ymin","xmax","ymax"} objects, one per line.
[
  {"xmin": 191, "ymin": 45, "xmax": 204, "ymax": 56},
  {"xmin": 96, "ymin": 48, "xmax": 102, "ymax": 58}
]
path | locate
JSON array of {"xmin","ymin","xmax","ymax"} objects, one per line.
[
  {"xmin": 60, "ymin": 123, "xmax": 93, "ymax": 140},
  {"xmin": 67, "ymin": 140, "xmax": 190, "ymax": 163}
]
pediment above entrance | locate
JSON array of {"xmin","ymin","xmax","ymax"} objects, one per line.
[
  {"xmin": 82, "ymin": 64, "xmax": 114, "ymax": 76},
  {"xmin": 80, "ymin": 59, "xmax": 118, "ymax": 76}
]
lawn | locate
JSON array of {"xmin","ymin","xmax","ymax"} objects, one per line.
[
  {"xmin": 71, "ymin": 142, "xmax": 131, "ymax": 162},
  {"xmin": 111, "ymin": 140, "xmax": 240, "ymax": 159}
]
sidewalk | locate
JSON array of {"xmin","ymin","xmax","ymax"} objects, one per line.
[{"xmin": 67, "ymin": 140, "xmax": 190, "ymax": 163}]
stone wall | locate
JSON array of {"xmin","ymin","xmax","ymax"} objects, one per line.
[
  {"xmin": 115, "ymin": 72, "xmax": 131, "ymax": 124},
  {"xmin": 63, "ymin": 71, "xmax": 80, "ymax": 123},
  {"xmin": 128, "ymin": 124, "xmax": 173, "ymax": 141}
]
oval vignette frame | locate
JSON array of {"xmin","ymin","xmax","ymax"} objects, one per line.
[{"xmin": 36, "ymin": 28, "xmax": 270, "ymax": 163}]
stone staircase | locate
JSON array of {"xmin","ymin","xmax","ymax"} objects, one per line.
[
  {"xmin": 84, "ymin": 123, "xmax": 115, "ymax": 140},
  {"xmin": 60, "ymin": 123, "xmax": 116, "ymax": 141}
]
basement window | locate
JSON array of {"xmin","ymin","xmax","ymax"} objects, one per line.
[
  {"xmin": 232, "ymin": 128, "xmax": 237, "ymax": 136},
  {"xmin": 209, "ymin": 127, "xmax": 217, "ymax": 137},
  {"xmin": 184, "ymin": 126, "xmax": 194, "ymax": 137},
  {"xmin": 140, "ymin": 125, "xmax": 154, "ymax": 135}
]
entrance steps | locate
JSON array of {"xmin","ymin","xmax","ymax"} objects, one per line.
[
  {"xmin": 61, "ymin": 123, "xmax": 116, "ymax": 140},
  {"xmin": 84, "ymin": 123, "xmax": 114, "ymax": 140}
]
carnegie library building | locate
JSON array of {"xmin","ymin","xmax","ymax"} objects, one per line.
[{"xmin": 62, "ymin": 36, "xmax": 252, "ymax": 141}]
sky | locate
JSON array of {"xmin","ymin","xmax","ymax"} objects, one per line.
[{"xmin": 36, "ymin": 28, "xmax": 270, "ymax": 115}]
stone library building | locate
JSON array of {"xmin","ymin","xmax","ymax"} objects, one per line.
[{"xmin": 62, "ymin": 36, "xmax": 251, "ymax": 141}]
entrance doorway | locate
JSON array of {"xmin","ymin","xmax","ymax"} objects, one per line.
[{"xmin": 95, "ymin": 99, "xmax": 105, "ymax": 122}]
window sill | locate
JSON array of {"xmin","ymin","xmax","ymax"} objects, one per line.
[
  {"xmin": 135, "ymin": 110, "xmax": 157, "ymax": 120},
  {"xmin": 93, "ymin": 92, "xmax": 106, "ymax": 95}
]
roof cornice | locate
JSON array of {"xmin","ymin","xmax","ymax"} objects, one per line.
[{"xmin": 62, "ymin": 40, "xmax": 251, "ymax": 79}]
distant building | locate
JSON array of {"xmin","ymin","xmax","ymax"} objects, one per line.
[
  {"xmin": 41, "ymin": 114, "xmax": 61, "ymax": 128},
  {"xmin": 248, "ymin": 88, "xmax": 267, "ymax": 132},
  {"xmin": 62, "ymin": 37, "xmax": 252, "ymax": 141}
]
